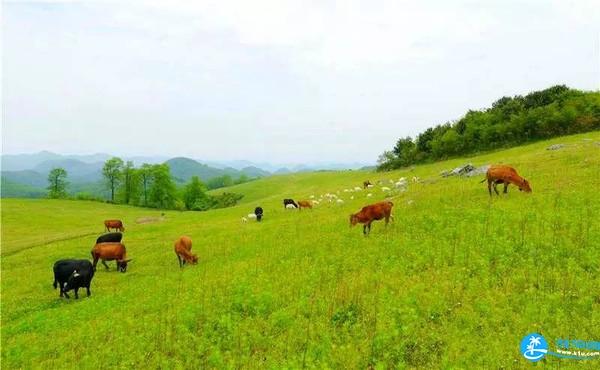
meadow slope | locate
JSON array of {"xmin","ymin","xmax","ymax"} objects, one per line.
[{"xmin": 2, "ymin": 132, "xmax": 600, "ymax": 369}]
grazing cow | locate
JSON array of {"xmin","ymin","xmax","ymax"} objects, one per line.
[
  {"xmin": 298, "ymin": 200, "xmax": 313, "ymax": 210},
  {"xmin": 53, "ymin": 259, "xmax": 94, "ymax": 299},
  {"xmin": 349, "ymin": 201, "xmax": 394, "ymax": 235},
  {"xmin": 104, "ymin": 219, "xmax": 124, "ymax": 232},
  {"xmin": 363, "ymin": 180, "xmax": 372, "ymax": 189},
  {"xmin": 283, "ymin": 199, "xmax": 298, "ymax": 209},
  {"xmin": 174, "ymin": 236, "xmax": 198, "ymax": 268},
  {"xmin": 96, "ymin": 232, "xmax": 123, "ymax": 244},
  {"xmin": 482, "ymin": 165, "xmax": 532, "ymax": 196},
  {"xmin": 254, "ymin": 207, "xmax": 264, "ymax": 221},
  {"xmin": 91, "ymin": 242, "xmax": 131, "ymax": 272}
]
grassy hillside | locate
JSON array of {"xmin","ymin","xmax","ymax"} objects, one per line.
[{"xmin": 2, "ymin": 132, "xmax": 600, "ymax": 368}]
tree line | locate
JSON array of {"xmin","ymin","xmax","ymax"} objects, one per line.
[
  {"xmin": 377, "ymin": 85, "xmax": 600, "ymax": 171},
  {"xmin": 46, "ymin": 158, "xmax": 243, "ymax": 211}
]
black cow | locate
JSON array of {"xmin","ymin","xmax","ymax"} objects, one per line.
[
  {"xmin": 283, "ymin": 199, "xmax": 298, "ymax": 209},
  {"xmin": 96, "ymin": 232, "xmax": 123, "ymax": 244},
  {"xmin": 53, "ymin": 259, "xmax": 95, "ymax": 299},
  {"xmin": 254, "ymin": 207, "xmax": 264, "ymax": 222}
]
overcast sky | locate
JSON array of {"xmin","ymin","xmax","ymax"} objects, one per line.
[{"xmin": 2, "ymin": 0, "xmax": 599, "ymax": 163}]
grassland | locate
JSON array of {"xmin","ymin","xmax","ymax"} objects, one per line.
[{"xmin": 2, "ymin": 132, "xmax": 600, "ymax": 369}]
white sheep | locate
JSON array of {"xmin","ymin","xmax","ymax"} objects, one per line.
[
  {"xmin": 367, "ymin": 193, "xmax": 373, "ymax": 197},
  {"xmin": 336, "ymin": 199, "xmax": 344, "ymax": 204},
  {"xmin": 367, "ymin": 184, "xmax": 374, "ymax": 189},
  {"xmin": 395, "ymin": 181, "xmax": 407, "ymax": 189},
  {"xmin": 354, "ymin": 186, "xmax": 362, "ymax": 191},
  {"xmin": 247, "ymin": 213, "xmax": 257, "ymax": 219},
  {"xmin": 381, "ymin": 186, "xmax": 390, "ymax": 192}
]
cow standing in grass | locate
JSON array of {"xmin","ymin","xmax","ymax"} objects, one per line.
[
  {"xmin": 96, "ymin": 232, "xmax": 123, "ymax": 244},
  {"xmin": 174, "ymin": 236, "xmax": 198, "ymax": 268},
  {"xmin": 53, "ymin": 259, "xmax": 95, "ymax": 299},
  {"xmin": 91, "ymin": 242, "xmax": 131, "ymax": 272},
  {"xmin": 482, "ymin": 165, "xmax": 532, "ymax": 196},
  {"xmin": 255, "ymin": 207, "xmax": 264, "ymax": 221},
  {"xmin": 350, "ymin": 201, "xmax": 394, "ymax": 235},
  {"xmin": 297, "ymin": 200, "xmax": 313, "ymax": 210},
  {"xmin": 283, "ymin": 199, "xmax": 298, "ymax": 209},
  {"xmin": 104, "ymin": 219, "xmax": 125, "ymax": 232}
]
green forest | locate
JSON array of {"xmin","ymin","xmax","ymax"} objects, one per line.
[
  {"xmin": 378, "ymin": 85, "xmax": 600, "ymax": 170},
  {"xmin": 46, "ymin": 158, "xmax": 244, "ymax": 211}
]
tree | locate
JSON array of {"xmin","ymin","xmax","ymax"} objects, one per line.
[
  {"xmin": 139, "ymin": 163, "xmax": 153, "ymax": 206},
  {"xmin": 47, "ymin": 168, "xmax": 68, "ymax": 198},
  {"xmin": 119, "ymin": 161, "xmax": 140, "ymax": 205},
  {"xmin": 102, "ymin": 157, "xmax": 124, "ymax": 202},
  {"xmin": 183, "ymin": 176, "xmax": 208, "ymax": 210},
  {"xmin": 148, "ymin": 164, "xmax": 177, "ymax": 209},
  {"xmin": 207, "ymin": 175, "xmax": 234, "ymax": 190}
]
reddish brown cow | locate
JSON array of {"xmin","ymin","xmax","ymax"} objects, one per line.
[
  {"xmin": 91, "ymin": 242, "xmax": 132, "ymax": 272},
  {"xmin": 350, "ymin": 201, "xmax": 394, "ymax": 235},
  {"xmin": 104, "ymin": 219, "xmax": 125, "ymax": 232},
  {"xmin": 482, "ymin": 165, "xmax": 532, "ymax": 196},
  {"xmin": 174, "ymin": 236, "xmax": 198, "ymax": 268},
  {"xmin": 297, "ymin": 200, "xmax": 313, "ymax": 210}
]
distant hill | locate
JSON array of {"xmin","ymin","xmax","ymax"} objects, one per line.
[
  {"xmin": 166, "ymin": 157, "xmax": 269, "ymax": 183},
  {"xmin": 1, "ymin": 170, "xmax": 47, "ymax": 188},
  {"xmin": 0, "ymin": 177, "xmax": 46, "ymax": 198},
  {"xmin": 33, "ymin": 159, "xmax": 104, "ymax": 183}
]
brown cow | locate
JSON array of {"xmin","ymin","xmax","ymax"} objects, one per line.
[
  {"xmin": 350, "ymin": 201, "xmax": 394, "ymax": 235},
  {"xmin": 482, "ymin": 165, "xmax": 532, "ymax": 196},
  {"xmin": 174, "ymin": 236, "xmax": 198, "ymax": 268},
  {"xmin": 104, "ymin": 219, "xmax": 125, "ymax": 232},
  {"xmin": 91, "ymin": 242, "xmax": 131, "ymax": 272},
  {"xmin": 297, "ymin": 200, "xmax": 313, "ymax": 210}
]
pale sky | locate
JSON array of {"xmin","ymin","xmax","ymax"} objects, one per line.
[{"xmin": 2, "ymin": 0, "xmax": 599, "ymax": 163}]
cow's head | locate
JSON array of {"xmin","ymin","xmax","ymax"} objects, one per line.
[
  {"xmin": 63, "ymin": 270, "xmax": 82, "ymax": 291},
  {"xmin": 349, "ymin": 214, "xmax": 358, "ymax": 227},
  {"xmin": 519, "ymin": 179, "xmax": 532, "ymax": 193},
  {"xmin": 189, "ymin": 254, "xmax": 199, "ymax": 264},
  {"xmin": 117, "ymin": 259, "xmax": 132, "ymax": 272}
]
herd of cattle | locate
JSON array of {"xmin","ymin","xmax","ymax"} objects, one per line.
[{"xmin": 51, "ymin": 164, "xmax": 531, "ymax": 299}]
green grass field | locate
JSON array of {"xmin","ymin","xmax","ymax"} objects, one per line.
[{"xmin": 2, "ymin": 132, "xmax": 600, "ymax": 369}]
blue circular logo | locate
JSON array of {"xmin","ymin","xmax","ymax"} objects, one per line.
[{"xmin": 520, "ymin": 333, "xmax": 548, "ymax": 362}]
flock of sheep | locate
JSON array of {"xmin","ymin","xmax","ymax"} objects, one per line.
[{"xmin": 241, "ymin": 176, "xmax": 421, "ymax": 223}]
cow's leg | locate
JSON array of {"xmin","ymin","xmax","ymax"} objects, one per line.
[
  {"xmin": 493, "ymin": 181, "xmax": 500, "ymax": 195},
  {"xmin": 177, "ymin": 255, "xmax": 183, "ymax": 268},
  {"xmin": 86, "ymin": 285, "xmax": 91, "ymax": 297},
  {"xmin": 363, "ymin": 225, "xmax": 367, "ymax": 235},
  {"xmin": 63, "ymin": 288, "xmax": 70, "ymax": 299},
  {"xmin": 487, "ymin": 179, "xmax": 493, "ymax": 196},
  {"xmin": 102, "ymin": 260, "xmax": 110, "ymax": 270},
  {"xmin": 503, "ymin": 183, "xmax": 509, "ymax": 194},
  {"xmin": 74, "ymin": 288, "xmax": 79, "ymax": 299}
]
